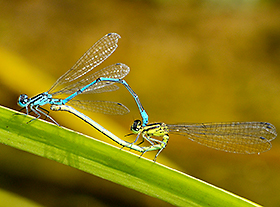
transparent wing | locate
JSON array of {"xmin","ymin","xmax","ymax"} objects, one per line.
[
  {"xmin": 48, "ymin": 33, "xmax": 121, "ymax": 93},
  {"xmin": 52, "ymin": 63, "xmax": 129, "ymax": 96},
  {"xmin": 85, "ymin": 84, "xmax": 119, "ymax": 94},
  {"xmin": 167, "ymin": 122, "xmax": 277, "ymax": 154},
  {"xmin": 68, "ymin": 100, "xmax": 130, "ymax": 115}
]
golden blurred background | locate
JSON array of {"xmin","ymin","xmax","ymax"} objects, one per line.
[{"xmin": 0, "ymin": 0, "xmax": 280, "ymax": 206}]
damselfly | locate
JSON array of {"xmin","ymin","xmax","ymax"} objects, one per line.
[
  {"xmin": 130, "ymin": 119, "xmax": 277, "ymax": 161},
  {"xmin": 17, "ymin": 33, "xmax": 148, "ymax": 125}
]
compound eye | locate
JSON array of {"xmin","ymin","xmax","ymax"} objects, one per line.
[
  {"xmin": 17, "ymin": 94, "xmax": 29, "ymax": 107},
  {"xmin": 131, "ymin": 120, "xmax": 142, "ymax": 132}
]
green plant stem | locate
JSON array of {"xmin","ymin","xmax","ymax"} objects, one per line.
[{"xmin": 0, "ymin": 105, "xmax": 262, "ymax": 207}]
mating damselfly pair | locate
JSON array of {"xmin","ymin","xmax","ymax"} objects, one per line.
[{"xmin": 18, "ymin": 33, "xmax": 277, "ymax": 161}]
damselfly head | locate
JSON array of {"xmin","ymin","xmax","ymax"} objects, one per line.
[
  {"xmin": 17, "ymin": 94, "xmax": 29, "ymax": 107},
  {"xmin": 131, "ymin": 119, "xmax": 142, "ymax": 133}
]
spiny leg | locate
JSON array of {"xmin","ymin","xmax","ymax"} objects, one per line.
[
  {"xmin": 142, "ymin": 134, "xmax": 157, "ymax": 146},
  {"xmin": 27, "ymin": 105, "xmax": 42, "ymax": 123},
  {"xmin": 136, "ymin": 134, "xmax": 146, "ymax": 146},
  {"xmin": 13, "ymin": 106, "xmax": 29, "ymax": 117},
  {"xmin": 28, "ymin": 105, "xmax": 59, "ymax": 125},
  {"xmin": 39, "ymin": 106, "xmax": 50, "ymax": 117},
  {"xmin": 38, "ymin": 106, "xmax": 60, "ymax": 125}
]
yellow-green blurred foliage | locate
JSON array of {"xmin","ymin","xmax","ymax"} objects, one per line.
[{"xmin": 0, "ymin": 0, "xmax": 280, "ymax": 206}]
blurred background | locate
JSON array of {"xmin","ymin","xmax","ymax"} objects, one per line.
[{"xmin": 0, "ymin": 0, "xmax": 280, "ymax": 206}]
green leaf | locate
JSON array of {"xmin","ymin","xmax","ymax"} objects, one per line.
[{"xmin": 0, "ymin": 105, "xmax": 261, "ymax": 207}]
